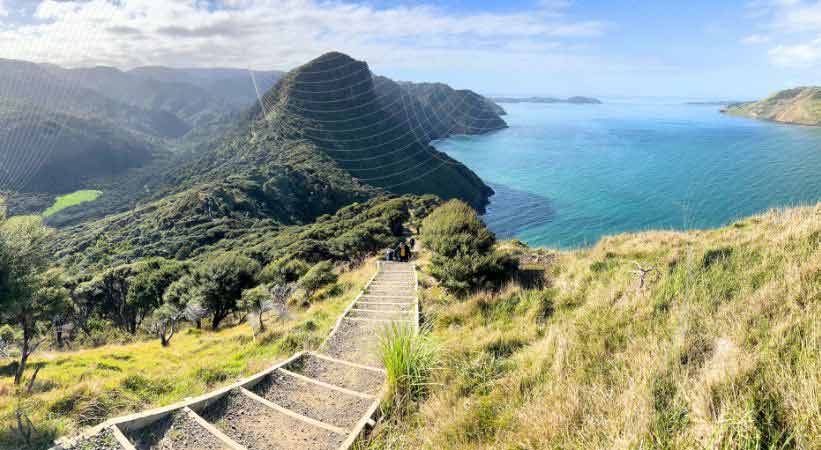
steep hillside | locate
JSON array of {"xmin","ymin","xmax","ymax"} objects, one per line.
[
  {"xmin": 373, "ymin": 77, "xmax": 508, "ymax": 140},
  {"xmin": 0, "ymin": 59, "xmax": 282, "ymax": 196},
  {"xmin": 238, "ymin": 52, "xmax": 497, "ymax": 210},
  {"xmin": 0, "ymin": 101, "xmax": 160, "ymax": 193},
  {"xmin": 369, "ymin": 204, "xmax": 821, "ymax": 450},
  {"xmin": 45, "ymin": 52, "xmax": 502, "ymax": 269},
  {"xmin": 723, "ymin": 87, "xmax": 821, "ymax": 126}
]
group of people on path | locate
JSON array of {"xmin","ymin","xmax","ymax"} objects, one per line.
[{"xmin": 386, "ymin": 238, "xmax": 415, "ymax": 262}]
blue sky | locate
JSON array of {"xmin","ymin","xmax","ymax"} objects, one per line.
[{"xmin": 1, "ymin": 0, "xmax": 820, "ymax": 99}]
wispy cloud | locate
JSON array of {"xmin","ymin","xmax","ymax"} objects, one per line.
[
  {"xmin": 741, "ymin": 34, "xmax": 770, "ymax": 44},
  {"xmin": 742, "ymin": 0, "xmax": 821, "ymax": 67},
  {"xmin": 0, "ymin": 0, "xmax": 606, "ymax": 71},
  {"xmin": 0, "ymin": 0, "xmax": 8, "ymax": 18}
]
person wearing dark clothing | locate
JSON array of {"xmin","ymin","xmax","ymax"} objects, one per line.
[
  {"xmin": 398, "ymin": 243, "xmax": 408, "ymax": 262},
  {"xmin": 409, "ymin": 237, "xmax": 416, "ymax": 249},
  {"xmin": 386, "ymin": 248, "xmax": 394, "ymax": 261}
]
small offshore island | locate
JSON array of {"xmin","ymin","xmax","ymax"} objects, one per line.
[
  {"xmin": 491, "ymin": 96, "xmax": 602, "ymax": 104},
  {"xmin": 722, "ymin": 86, "xmax": 821, "ymax": 126}
]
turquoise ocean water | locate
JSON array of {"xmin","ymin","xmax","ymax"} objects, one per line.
[{"xmin": 435, "ymin": 99, "xmax": 821, "ymax": 248}]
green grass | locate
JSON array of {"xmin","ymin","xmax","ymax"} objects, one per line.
[
  {"xmin": 43, "ymin": 190, "xmax": 102, "ymax": 218},
  {"xmin": 378, "ymin": 324, "xmax": 439, "ymax": 414}
]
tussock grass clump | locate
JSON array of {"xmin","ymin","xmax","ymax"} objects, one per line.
[{"xmin": 378, "ymin": 324, "xmax": 439, "ymax": 414}]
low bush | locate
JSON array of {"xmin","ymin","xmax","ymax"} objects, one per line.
[{"xmin": 421, "ymin": 200, "xmax": 517, "ymax": 293}]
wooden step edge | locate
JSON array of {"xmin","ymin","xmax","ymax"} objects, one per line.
[
  {"xmin": 183, "ymin": 407, "xmax": 248, "ymax": 450},
  {"xmin": 344, "ymin": 317, "xmax": 413, "ymax": 323},
  {"xmin": 349, "ymin": 308, "xmax": 414, "ymax": 315},
  {"xmin": 277, "ymin": 368, "xmax": 376, "ymax": 400},
  {"xmin": 238, "ymin": 388, "xmax": 348, "ymax": 435},
  {"xmin": 335, "ymin": 395, "xmax": 383, "ymax": 450},
  {"xmin": 355, "ymin": 301, "xmax": 415, "ymax": 307},
  {"xmin": 110, "ymin": 425, "xmax": 137, "ymax": 450},
  {"xmin": 310, "ymin": 352, "xmax": 386, "ymax": 374}
]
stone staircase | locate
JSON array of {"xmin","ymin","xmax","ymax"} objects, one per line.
[{"xmin": 56, "ymin": 262, "xmax": 418, "ymax": 450}]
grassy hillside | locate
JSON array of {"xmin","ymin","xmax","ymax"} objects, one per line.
[
  {"xmin": 724, "ymin": 87, "xmax": 821, "ymax": 126},
  {"xmin": 366, "ymin": 204, "xmax": 820, "ymax": 449},
  {"xmin": 0, "ymin": 259, "xmax": 377, "ymax": 450}
]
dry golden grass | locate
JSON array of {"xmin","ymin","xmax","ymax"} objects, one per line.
[{"xmin": 363, "ymin": 204, "xmax": 820, "ymax": 450}]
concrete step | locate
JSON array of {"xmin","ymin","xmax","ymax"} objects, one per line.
[
  {"xmin": 353, "ymin": 301, "xmax": 414, "ymax": 312},
  {"xmin": 250, "ymin": 370, "xmax": 373, "ymax": 430},
  {"xmin": 199, "ymin": 390, "xmax": 345, "ymax": 450},
  {"xmin": 284, "ymin": 353, "xmax": 385, "ymax": 397},
  {"xmin": 347, "ymin": 309, "xmax": 413, "ymax": 321},
  {"xmin": 125, "ymin": 410, "xmax": 236, "ymax": 450},
  {"xmin": 321, "ymin": 319, "xmax": 383, "ymax": 367}
]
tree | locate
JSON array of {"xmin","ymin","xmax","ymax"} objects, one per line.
[
  {"xmin": 240, "ymin": 284, "xmax": 292, "ymax": 339},
  {"xmin": 163, "ymin": 275, "xmax": 205, "ymax": 328},
  {"xmin": 146, "ymin": 299, "xmax": 207, "ymax": 347},
  {"xmin": 195, "ymin": 252, "xmax": 260, "ymax": 330},
  {"xmin": 298, "ymin": 260, "xmax": 338, "ymax": 299},
  {"xmin": 75, "ymin": 258, "xmax": 184, "ymax": 334},
  {"xmin": 0, "ymin": 217, "xmax": 70, "ymax": 385},
  {"xmin": 0, "ymin": 325, "xmax": 14, "ymax": 359},
  {"xmin": 148, "ymin": 304, "xmax": 182, "ymax": 347}
]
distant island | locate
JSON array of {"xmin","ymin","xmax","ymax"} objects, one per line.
[
  {"xmin": 685, "ymin": 101, "xmax": 745, "ymax": 106},
  {"xmin": 491, "ymin": 96, "xmax": 602, "ymax": 105},
  {"xmin": 722, "ymin": 87, "xmax": 821, "ymax": 126}
]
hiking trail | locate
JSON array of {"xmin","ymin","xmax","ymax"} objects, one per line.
[{"xmin": 56, "ymin": 261, "xmax": 418, "ymax": 450}]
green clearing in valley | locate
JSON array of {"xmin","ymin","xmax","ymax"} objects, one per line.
[{"xmin": 43, "ymin": 190, "xmax": 102, "ymax": 217}]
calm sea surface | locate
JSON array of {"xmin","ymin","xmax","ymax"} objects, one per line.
[{"xmin": 435, "ymin": 100, "xmax": 821, "ymax": 248}]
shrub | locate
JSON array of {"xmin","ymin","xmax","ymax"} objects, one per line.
[
  {"xmin": 258, "ymin": 258, "xmax": 310, "ymax": 285},
  {"xmin": 298, "ymin": 261, "xmax": 338, "ymax": 299},
  {"xmin": 420, "ymin": 200, "xmax": 495, "ymax": 258},
  {"xmin": 421, "ymin": 201, "xmax": 517, "ymax": 293}
]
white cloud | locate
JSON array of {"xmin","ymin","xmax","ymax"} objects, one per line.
[
  {"xmin": 741, "ymin": 34, "xmax": 770, "ymax": 44},
  {"xmin": 0, "ymin": 0, "xmax": 7, "ymax": 18},
  {"xmin": 745, "ymin": 0, "xmax": 821, "ymax": 67},
  {"xmin": 0, "ymin": 0, "xmax": 606, "ymax": 72},
  {"xmin": 769, "ymin": 37, "xmax": 821, "ymax": 66}
]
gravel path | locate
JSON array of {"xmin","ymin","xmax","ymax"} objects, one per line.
[
  {"xmin": 201, "ymin": 391, "xmax": 344, "ymax": 450},
  {"xmin": 126, "ymin": 411, "xmax": 228, "ymax": 450},
  {"xmin": 285, "ymin": 354, "xmax": 384, "ymax": 396},
  {"xmin": 67, "ymin": 428, "xmax": 124, "ymax": 450},
  {"xmin": 252, "ymin": 370, "xmax": 372, "ymax": 429},
  {"xmin": 321, "ymin": 319, "xmax": 384, "ymax": 367}
]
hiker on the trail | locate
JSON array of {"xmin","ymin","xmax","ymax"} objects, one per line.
[
  {"xmin": 398, "ymin": 242, "xmax": 408, "ymax": 262},
  {"xmin": 386, "ymin": 247, "xmax": 394, "ymax": 261},
  {"xmin": 409, "ymin": 237, "xmax": 416, "ymax": 249}
]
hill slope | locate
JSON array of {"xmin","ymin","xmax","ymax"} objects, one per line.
[
  {"xmin": 0, "ymin": 100, "xmax": 161, "ymax": 193},
  {"xmin": 723, "ymin": 87, "xmax": 821, "ymax": 125},
  {"xmin": 48, "ymin": 52, "xmax": 503, "ymax": 266},
  {"xmin": 0, "ymin": 59, "xmax": 283, "ymax": 195},
  {"xmin": 369, "ymin": 203, "xmax": 821, "ymax": 449}
]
